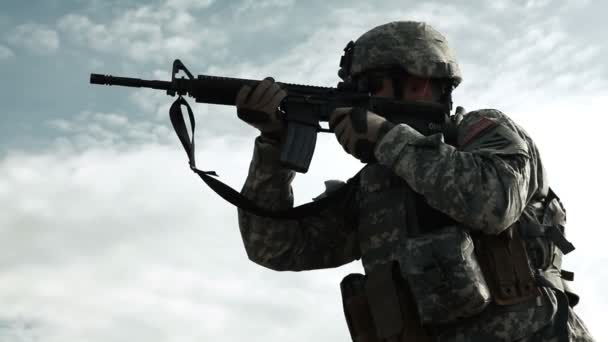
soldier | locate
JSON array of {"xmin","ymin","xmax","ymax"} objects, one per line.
[{"xmin": 235, "ymin": 21, "xmax": 594, "ymax": 341}]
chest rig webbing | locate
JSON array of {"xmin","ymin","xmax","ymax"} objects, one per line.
[
  {"xmin": 356, "ymin": 164, "xmax": 457, "ymax": 272},
  {"xmin": 354, "ymin": 162, "xmax": 575, "ymax": 301}
]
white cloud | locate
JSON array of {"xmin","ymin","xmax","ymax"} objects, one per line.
[
  {"xmin": 166, "ymin": 11, "xmax": 195, "ymax": 32},
  {"xmin": 524, "ymin": 0, "xmax": 552, "ymax": 9},
  {"xmin": 233, "ymin": 0, "xmax": 295, "ymax": 29},
  {"xmin": 164, "ymin": 0, "xmax": 214, "ymax": 10},
  {"xmin": 0, "ymin": 318, "xmax": 40, "ymax": 342},
  {"xmin": 0, "ymin": 131, "xmax": 363, "ymax": 341},
  {"xmin": 57, "ymin": 2, "xmax": 227, "ymax": 65},
  {"xmin": 450, "ymin": 12, "xmax": 607, "ymax": 113},
  {"xmin": 235, "ymin": 0, "xmax": 295, "ymax": 14},
  {"xmin": 46, "ymin": 110, "xmax": 173, "ymax": 152},
  {"xmin": 0, "ymin": 44, "xmax": 15, "ymax": 60},
  {"xmin": 56, "ymin": 14, "xmax": 113, "ymax": 51},
  {"xmin": 47, "ymin": 119, "xmax": 73, "ymax": 132},
  {"xmin": 6, "ymin": 23, "xmax": 60, "ymax": 55}
]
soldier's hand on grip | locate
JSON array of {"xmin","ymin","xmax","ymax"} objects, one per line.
[
  {"xmin": 329, "ymin": 107, "xmax": 394, "ymax": 163},
  {"xmin": 236, "ymin": 77, "xmax": 287, "ymax": 141}
]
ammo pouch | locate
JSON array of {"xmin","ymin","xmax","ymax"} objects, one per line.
[
  {"xmin": 340, "ymin": 273, "xmax": 379, "ymax": 342},
  {"xmin": 398, "ymin": 226, "xmax": 492, "ymax": 324},
  {"xmin": 474, "ymin": 224, "xmax": 540, "ymax": 306},
  {"xmin": 341, "ymin": 266, "xmax": 432, "ymax": 342}
]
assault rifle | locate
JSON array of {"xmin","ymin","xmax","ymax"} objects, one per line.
[{"xmin": 90, "ymin": 59, "xmax": 450, "ymax": 173}]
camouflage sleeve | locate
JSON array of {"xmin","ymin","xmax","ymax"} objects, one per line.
[
  {"xmin": 374, "ymin": 109, "xmax": 533, "ymax": 235},
  {"xmin": 237, "ymin": 135, "xmax": 361, "ymax": 271}
]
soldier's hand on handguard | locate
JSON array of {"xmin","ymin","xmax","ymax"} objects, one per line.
[
  {"xmin": 236, "ymin": 77, "xmax": 287, "ymax": 143},
  {"xmin": 329, "ymin": 107, "xmax": 395, "ymax": 163}
]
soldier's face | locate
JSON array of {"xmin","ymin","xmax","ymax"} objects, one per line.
[{"xmin": 373, "ymin": 75, "xmax": 435, "ymax": 102}]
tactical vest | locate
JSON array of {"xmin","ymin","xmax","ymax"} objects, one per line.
[{"xmin": 341, "ymin": 163, "xmax": 577, "ymax": 341}]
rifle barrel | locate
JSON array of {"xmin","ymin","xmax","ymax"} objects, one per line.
[{"xmin": 90, "ymin": 74, "xmax": 172, "ymax": 91}]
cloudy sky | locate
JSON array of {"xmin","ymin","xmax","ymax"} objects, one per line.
[{"xmin": 1, "ymin": 0, "xmax": 606, "ymax": 341}]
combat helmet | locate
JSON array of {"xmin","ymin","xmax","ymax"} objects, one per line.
[{"xmin": 338, "ymin": 21, "xmax": 462, "ymax": 90}]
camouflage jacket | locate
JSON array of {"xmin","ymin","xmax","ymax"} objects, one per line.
[{"xmin": 237, "ymin": 109, "xmax": 582, "ymax": 340}]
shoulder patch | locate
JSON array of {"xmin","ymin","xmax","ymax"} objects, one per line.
[
  {"xmin": 461, "ymin": 122, "xmax": 529, "ymax": 157},
  {"xmin": 460, "ymin": 117, "xmax": 498, "ymax": 147}
]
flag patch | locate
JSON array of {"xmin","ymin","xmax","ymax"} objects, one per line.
[{"xmin": 461, "ymin": 117, "xmax": 498, "ymax": 147}]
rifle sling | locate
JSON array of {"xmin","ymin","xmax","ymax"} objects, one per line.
[{"xmin": 169, "ymin": 96, "xmax": 360, "ymax": 219}]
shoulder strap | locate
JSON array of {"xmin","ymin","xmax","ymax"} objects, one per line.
[
  {"xmin": 169, "ymin": 96, "xmax": 360, "ymax": 219},
  {"xmin": 518, "ymin": 187, "xmax": 575, "ymax": 255}
]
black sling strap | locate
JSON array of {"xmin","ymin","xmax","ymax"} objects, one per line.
[{"xmin": 169, "ymin": 96, "xmax": 360, "ymax": 219}]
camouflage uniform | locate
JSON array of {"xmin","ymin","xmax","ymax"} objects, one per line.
[{"xmin": 237, "ymin": 21, "xmax": 594, "ymax": 341}]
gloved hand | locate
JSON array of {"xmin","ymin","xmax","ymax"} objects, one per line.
[
  {"xmin": 236, "ymin": 77, "xmax": 287, "ymax": 142},
  {"xmin": 444, "ymin": 106, "xmax": 465, "ymax": 144},
  {"xmin": 329, "ymin": 107, "xmax": 395, "ymax": 163}
]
